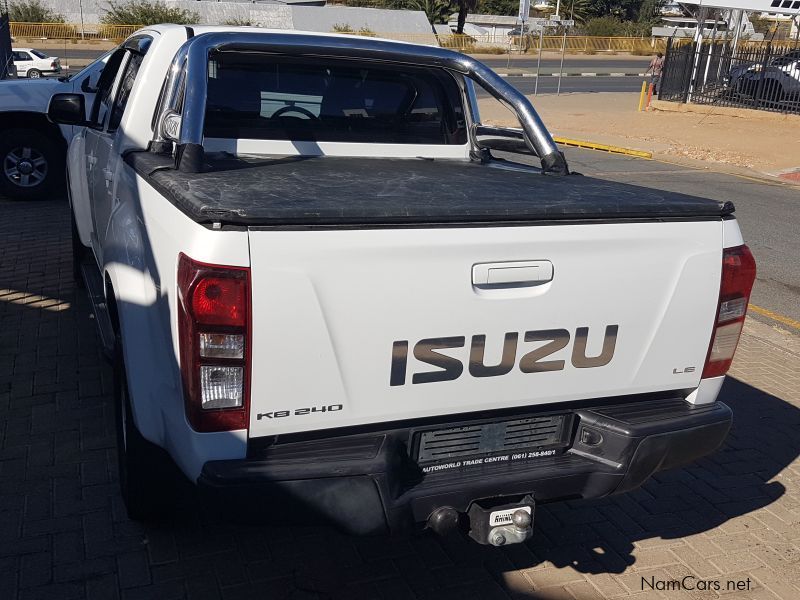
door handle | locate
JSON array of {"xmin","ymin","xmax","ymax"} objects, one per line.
[
  {"xmin": 103, "ymin": 168, "xmax": 113, "ymax": 182},
  {"xmin": 472, "ymin": 260, "xmax": 554, "ymax": 289}
]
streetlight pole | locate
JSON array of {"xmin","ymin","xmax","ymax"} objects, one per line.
[{"xmin": 79, "ymin": 0, "xmax": 85, "ymax": 41}]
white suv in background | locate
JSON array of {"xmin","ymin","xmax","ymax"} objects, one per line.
[{"xmin": 11, "ymin": 48, "xmax": 62, "ymax": 78}]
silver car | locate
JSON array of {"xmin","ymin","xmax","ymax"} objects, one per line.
[{"xmin": 727, "ymin": 50, "xmax": 800, "ymax": 103}]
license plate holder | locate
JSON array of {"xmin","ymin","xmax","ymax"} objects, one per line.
[{"xmin": 413, "ymin": 413, "xmax": 572, "ymax": 470}]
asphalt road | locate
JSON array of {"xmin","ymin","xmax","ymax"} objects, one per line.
[
  {"xmin": 481, "ymin": 56, "xmax": 652, "ymax": 70},
  {"xmin": 546, "ymin": 148, "xmax": 800, "ymax": 329},
  {"xmin": 491, "ymin": 75, "xmax": 647, "ymax": 94}
]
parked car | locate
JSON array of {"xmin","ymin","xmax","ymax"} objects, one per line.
[
  {"xmin": 11, "ymin": 48, "xmax": 61, "ymax": 79},
  {"xmin": 49, "ymin": 25, "xmax": 754, "ymax": 546},
  {"xmin": 0, "ymin": 52, "xmax": 107, "ymax": 199},
  {"xmin": 727, "ymin": 50, "xmax": 800, "ymax": 103}
]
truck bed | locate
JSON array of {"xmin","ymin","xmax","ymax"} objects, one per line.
[{"xmin": 125, "ymin": 152, "xmax": 734, "ymax": 227}]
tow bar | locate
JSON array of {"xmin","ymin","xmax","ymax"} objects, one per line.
[{"xmin": 427, "ymin": 495, "xmax": 535, "ymax": 546}]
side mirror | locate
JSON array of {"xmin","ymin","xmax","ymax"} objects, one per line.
[{"xmin": 47, "ymin": 93, "xmax": 87, "ymax": 126}]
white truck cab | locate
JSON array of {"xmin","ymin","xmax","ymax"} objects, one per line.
[{"xmin": 49, "ymin": 25, "xmax": 755, "ymax": 545}]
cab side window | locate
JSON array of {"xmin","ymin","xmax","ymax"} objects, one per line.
[
  {"xmin": 90, "ymin": 48, "xmax": 127, "ymax": 129},
  {"xmin": 89, "ymin": 36, "xmax": 151, "ymax": 132},
  {"xmin": 108, "ymin": 52, "xmax": 144, "ymax": 132}
]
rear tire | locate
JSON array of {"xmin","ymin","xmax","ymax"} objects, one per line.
[
  {"xmin": 0, "ymin": 128, "xmax": 63, "ymax": 200},
  {"xmin": 27, "ymin": 69, "xmax": 41, "ymax": 79},
  {"xmin": 114, "ymin": 340, "xmax": 177, "ymax": 521}
]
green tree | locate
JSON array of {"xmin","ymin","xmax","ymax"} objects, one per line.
[
  {"xmin": 561, "ymin": 0, "xmax": 593, "ymax": 24},
  {"xmin": 407, "ymin": 0, "xmax": 453, "ymax": 24},
  {"xmin": 476, "ymin": 0, "xmax": 516, "ymax": 16},
  {"xmin": 583, "ymin": 15, "xmax": 624, "ymax": 36},
  {"xmin": 581, "ymin": 0, "xmax": 641, "ymax": 21},
  {"xmin": 454, "ymin": 0, "xmax": 477, "ymax": 34},
  {"xmin": 101, "ymin": 0, "xmax": 199, "ymax": 26},
  {"xmin": 8, "ymin": 0, "xmax": 64, "ymax": 22}
]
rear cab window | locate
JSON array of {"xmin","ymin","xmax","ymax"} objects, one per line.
[{"xmin": 203, "ymin": 53, "xmax": 468, "ymax": 146}]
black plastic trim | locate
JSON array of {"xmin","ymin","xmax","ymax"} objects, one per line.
[{"xmin": 200, "ymin": 396, "xmax": 732, "ymax": 535}]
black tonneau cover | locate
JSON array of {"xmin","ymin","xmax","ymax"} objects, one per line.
[{"xmin": 125, "ymin": 152, "xmax": 733, "ymax": 227}]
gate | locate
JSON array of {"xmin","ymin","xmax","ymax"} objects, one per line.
[{"xmin": 659, "ymin": 37, "xmax": 800, "ymax": 115}]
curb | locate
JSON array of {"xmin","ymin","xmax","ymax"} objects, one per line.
[
  {"xmin": 498, "ymin": 72, "xmax": 647, "ymax": 78},
  {"xmin": 749, "ymin": 304, "xmax": 800, "ymax": 333},
  {"xmin": 553, "ymin": 136, "xmax": 653, "ymax": 159},
  {"xmin": 777, "ymin": 170, "xmax": 800, "ymax": 182}
]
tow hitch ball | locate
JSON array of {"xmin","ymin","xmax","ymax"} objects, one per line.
[{"xmin": 427, "ymin": 496, "xmax": 535, "ymax": 546}]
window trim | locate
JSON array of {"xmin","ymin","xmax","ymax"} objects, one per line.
[
  {"xmin": 107, "ymin": 51, "xmax": 144, "ymax": 133},
  {"xmin": 90, "ymin": 34, "xmax": 152, "ymax": 134}
]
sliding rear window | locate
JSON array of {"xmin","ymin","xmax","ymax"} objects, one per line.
[{"xmin": 203, "ymin": 53, "xmax": 468, "ymax": 145}]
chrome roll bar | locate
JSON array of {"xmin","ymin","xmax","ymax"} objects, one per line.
[{"xmin": 156, "ymin": 32, "xmax": 568, "ymax": 175}]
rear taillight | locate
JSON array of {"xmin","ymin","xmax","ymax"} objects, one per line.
[
  {"xmin": 178, "ymin": 253, "xmax": 250, "ymax": 432},
  {"xmin": 702, "ymin": 245, "xmax": 756, "ymax": 378},
  {"xmin": 51, "ymin": 61, "xmax": 57, "ymax": 69}
]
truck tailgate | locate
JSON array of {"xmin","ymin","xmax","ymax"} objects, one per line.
[{"xmin": 247, "ymin": 221, "xmax": 722, "ymax": 437}]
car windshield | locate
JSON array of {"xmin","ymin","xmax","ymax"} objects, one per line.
[
  {"xmin": 203, "ymin": 54, "xmax": 468, "ymax": 145},
  {"xmin": 62, "ymin": 49, "xmax": 114, "ymax": 82},
  {"xmin": 30, "ymin": 49, "xmax": 48, "ymax": 59}
]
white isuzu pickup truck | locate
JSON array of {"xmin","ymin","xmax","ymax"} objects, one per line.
[{"xmin": 49, "ymin": 25, "xmax": 756, "ymax": 545}]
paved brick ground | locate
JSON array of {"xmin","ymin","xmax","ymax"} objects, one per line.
[{"xmin": 1, "ymin": 195, "xmax": 799, "ymax": 600}]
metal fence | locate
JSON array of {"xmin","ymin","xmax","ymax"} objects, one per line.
[
  {"xmin": 9, "ymin": 22, "xmax": 140, "ymax": 41},
  {"xmin": 660, "ymin": 37, "xmax": 800, "ymax": 115},
  {"xmin": 9, "ymin": 22, "xmax": 668, "ymax": 53}
]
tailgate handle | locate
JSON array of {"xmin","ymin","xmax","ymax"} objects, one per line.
[{"xmin": 472, "ymin": 261, "xmax": 554, "ymax": 288}]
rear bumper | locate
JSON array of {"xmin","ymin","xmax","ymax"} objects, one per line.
[{"xmin": 199, "ymin": 396, "xmax": 731, "ymax": 535}]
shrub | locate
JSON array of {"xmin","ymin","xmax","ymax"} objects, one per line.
[
  {"xmin": 478, "ymin": 45, "xmax": 508, "ymax": 54},
  {"xmin": 583, "ymin": 16, "xmax": 624, "ymax": 37},
  {"xmin": 631, "ymin": 45, "xmax": 655, "ymax": 56},
  {"xmin": 8, "ymin": 0, "xmax": 65, "ymax": 23},
  {"xmin": 223, "ymin": 18, "xmax": 252, "ymax": 26},
  {"xmin": 101, "ymin": 1, "xmax": 199, "ymax": 26},
  {"xmin": 332, "ymin": 23, "xmax": 354, "ymax": 33}
]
